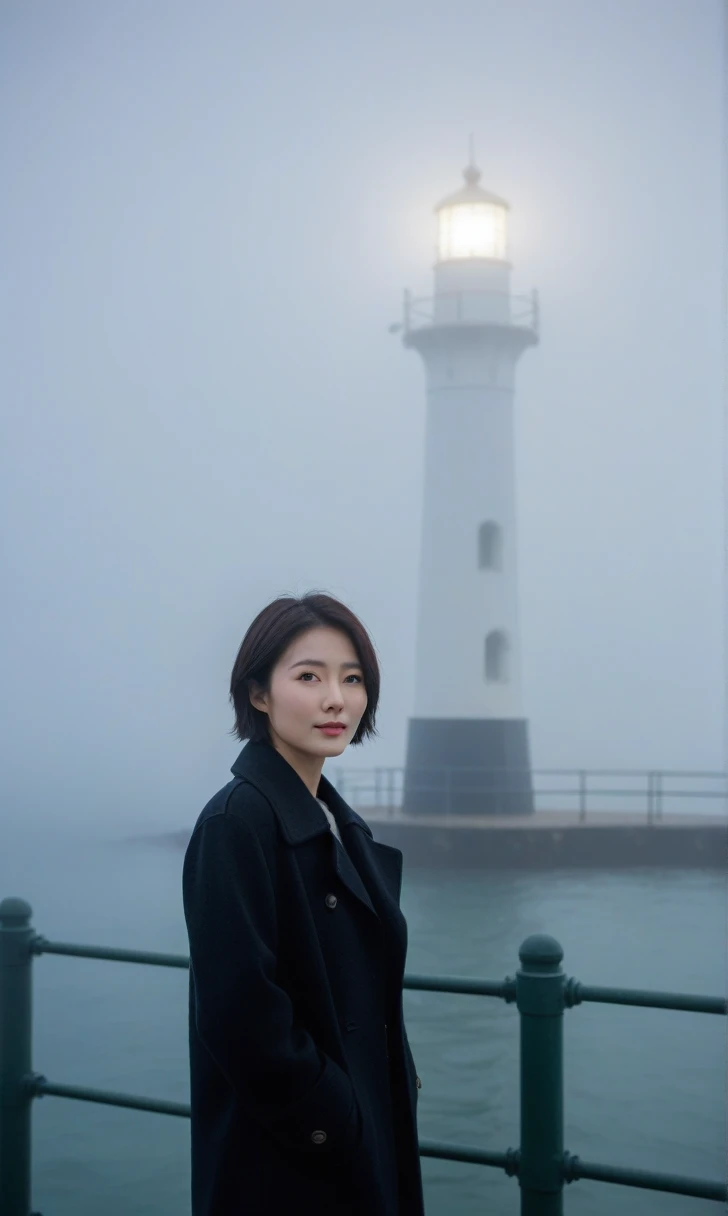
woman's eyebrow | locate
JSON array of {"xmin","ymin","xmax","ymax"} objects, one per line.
[{"xmin": 288, "ymin": 659, "xmax": 362, "ymax": 670}]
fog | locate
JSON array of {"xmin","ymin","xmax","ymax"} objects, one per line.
[{"xmin": 1, "ymin": 0, "xmax": 725, "ymax": 838}]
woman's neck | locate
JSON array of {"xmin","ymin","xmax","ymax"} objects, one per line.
[{"xmin": 268, "ymin": 734, "xmax": 325, "ymax": 798}]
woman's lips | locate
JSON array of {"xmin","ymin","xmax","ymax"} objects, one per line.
[{"xmin": 316, "ymin": 724, "xmax": 346, "ymax": 735}]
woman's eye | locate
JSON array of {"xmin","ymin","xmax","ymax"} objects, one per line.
[{"xmin": 298, "ymin": 672, "xmax": 362, "ymax": 683}]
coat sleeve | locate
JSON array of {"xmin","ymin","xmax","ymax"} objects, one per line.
[{"xmin": 182, "ymin": 807, "xmax": 362, "ymax": 1162}]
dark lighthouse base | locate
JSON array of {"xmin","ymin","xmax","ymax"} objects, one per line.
[{"xmin": 403, "ymin": 718, "xmax": 534, "ymax": 816}]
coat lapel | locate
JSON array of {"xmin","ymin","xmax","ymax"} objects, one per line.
[{"xmin": 322, "ymin": 776, "xmax": 404, "ymax": 911}]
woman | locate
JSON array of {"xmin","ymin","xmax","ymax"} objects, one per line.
[{"xmin": 182, "ymin": 592, "xmax": 426, "ymax": 1216}]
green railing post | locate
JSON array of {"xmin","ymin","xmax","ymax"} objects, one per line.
[
  {"xmin": 517, "ymin": 934, "xmax": 566, "ymax": 1215},
  {"xmin": 0, "ymin": 897, "xmax": 36, "ymax": 1216}
]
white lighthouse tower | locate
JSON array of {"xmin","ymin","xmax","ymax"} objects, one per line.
[{"xmin": 399, "ymin": 158, "xmax": 538, "ymax": 815}]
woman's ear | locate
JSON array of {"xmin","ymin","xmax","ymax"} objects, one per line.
[{"xmin": 249, "ymin": 683, "xmax": 268, "ymax": 714}]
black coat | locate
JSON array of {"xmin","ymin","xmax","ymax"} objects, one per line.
[{"xmin": 182, "ymin": 740, "xmax": 426, "ymax": 1215}]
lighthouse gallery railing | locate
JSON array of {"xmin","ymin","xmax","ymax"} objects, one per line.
[
  {"xmin": 399, "ymin": 287, "xmax": 540, "ymax": 335},
  {"xmin": 1, "ymin": 901, "xmax": 725, "ymax": 1214}
]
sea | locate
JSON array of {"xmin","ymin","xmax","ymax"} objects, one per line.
[{"xmin": 1, "ymin": 821, "xmax": 726, "ymax": 1215}]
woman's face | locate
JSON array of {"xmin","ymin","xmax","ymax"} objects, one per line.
[{"xmin": 250, "ymin": 626, "xmax": 369, "ymax": 761}]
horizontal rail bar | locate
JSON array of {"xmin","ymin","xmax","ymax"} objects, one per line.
[
  {"xmin": 571, "ymin": 984, "xmax": 726, "ymax": 1015},
  {"xmin": 29, "ymin": 939, "xmax": 726, "ymax": 1013},
  {"xmin": 409, "ymin": 288, "xmax": 533, "ymax": 300},
  {"xmin": 25, "ymin": 1078, "xmax": 726, "ymax": 1204},
  {"xmin": 653, "ymin": 770, "xmax": 728, "ymax": 778},
  {"xmin": 30, "ymin": 937, "xmax": 189, "ymax": 968},
  {"xmin": 353, "ymin": 780, "xmax": 726, "ymax": 794},
  {"xmin": 395, "ymin": 785, "xmax": 727, "ymax": 795},
  {"xmin": 647, "ymin": 791, "xmax": 728, "ymax": 800},
  {"xmin": 390, "ymin": 788, "xmax": 727, "ymax": 800},
  {"xmin": 28, "ymin": 1079, "xmax": 515, "ymax": 1168},
  {"xmin": 418, "ymin": 1138, "xmax": 517, "ymax": 1170},
  {"xmin": 563, "ymin": 1154, "xmax": 727, "ymax": 1203},
  {"xmin": 28, "ymin": 1075, "xmax": 189, "ymax": 1118},
  {"xmin": 340, "ymin": 765, "xmax": 727, "ymax": 778},
  {"xmin": 403, "ymin": 973, "xmax": 515, "ymax": 998}
]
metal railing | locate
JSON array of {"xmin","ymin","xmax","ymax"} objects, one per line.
[
  {"xmin": 330, "ymin": 766, "xmax": 728, "ymax": 822},
  {"xmin": 1, "ymin": 898, "xmax": 725, "ymax": 1213},
  {"xmin": 396, "ymin": 287, "xmax": 540, "ymax": 336}
]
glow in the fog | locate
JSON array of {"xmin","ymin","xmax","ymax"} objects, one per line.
[{"xmin": 438, "ymin": 202, "xmax": 507, "ymax": 261}]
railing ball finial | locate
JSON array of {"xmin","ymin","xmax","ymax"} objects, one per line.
[
  {"xmin": 518, "ymin": 933, "xmax": 563, "ymax": 968},
  {"xmin": 0, "ymin": 897, "xmax": 33, "ymax": 926}
]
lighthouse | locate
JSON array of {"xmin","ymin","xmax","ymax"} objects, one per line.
[{"xmin": 399, "ymin": 159, "xmax": 538, "ymax": 816}]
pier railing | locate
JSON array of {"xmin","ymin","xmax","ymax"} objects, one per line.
[
  {"xmin": 330, "ymin": 766, "xmax": 728, "ymax": 821},
  {"xmin": 1, "ymin": 899, "xmax": 725, "ymax": 1213}
]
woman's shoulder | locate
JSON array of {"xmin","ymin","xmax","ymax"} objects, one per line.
[
  {"xmin": 182, "ymin": 780, "xmax": 282, "ymax": 898},
  {"xmin": 189, "ymin": 776, "xmax": 279, "ymax": 850}
]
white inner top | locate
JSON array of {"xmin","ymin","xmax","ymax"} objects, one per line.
[{"xmin": 316, "ymin": 797, "xmax": 343, "ymax": 846}]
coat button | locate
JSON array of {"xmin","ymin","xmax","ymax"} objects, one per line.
[
  {"xmin": 311, "ymin": 1130, "xmax": 327, "ymax": 1145},
  {"xmin": 325, "ymin": 894, "xmax": 337, "ymax": 909},
  {"xmin": 416, "ymin": 1075, "xmax": 422, "ymax": 1089}
]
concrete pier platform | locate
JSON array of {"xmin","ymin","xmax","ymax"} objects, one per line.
[{"xmin": 357, "ymin": 808, "xmax": 728, "ymax": 869}]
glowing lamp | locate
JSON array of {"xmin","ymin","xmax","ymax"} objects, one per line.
[{"xmin": 435, "ymin": 164, "xmax": 509, "ymax": 262}]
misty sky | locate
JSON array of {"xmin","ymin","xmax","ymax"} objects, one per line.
[{"xmin": 1, "ymin": 0, "xmax": 725, "ymax": 834}]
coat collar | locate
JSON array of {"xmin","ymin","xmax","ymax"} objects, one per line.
[
  {"xmin": 230, "ymin": 739, "xmax": 374, "ymax": 847},
  {"xmin": 230, "ymin": 740, "xmax": 404, "ymax": 959}
]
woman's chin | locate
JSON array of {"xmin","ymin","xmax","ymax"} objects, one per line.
[{"xmin": 314, "ymin": 732, "xmax": 348, "ymax": 756}]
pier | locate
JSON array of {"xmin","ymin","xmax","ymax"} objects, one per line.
[
  {"xmin": 332, "ymin": 766, "xmax": 728, "ymax": 869},
  {"xmin": 358, "ymin": 808, "xmax": 727, "ymax": 869}
]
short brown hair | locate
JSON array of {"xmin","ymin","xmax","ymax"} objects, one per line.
[{"xmin": 229, "ymin": 592, "xmax": 380, "ymax": 745}]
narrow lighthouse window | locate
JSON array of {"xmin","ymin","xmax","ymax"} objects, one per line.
[
  {"xmin": 478, "ymin": 521, "xmax": 502, "ymax": 570},
  {"xmin": 485, "ymin": 631, "xmax": 509, "ymax": 682}
]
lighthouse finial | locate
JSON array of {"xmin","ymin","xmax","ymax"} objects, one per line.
[{"xmin": 464, "ymin": 134, "xmax": 481, "ymax": 186}]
